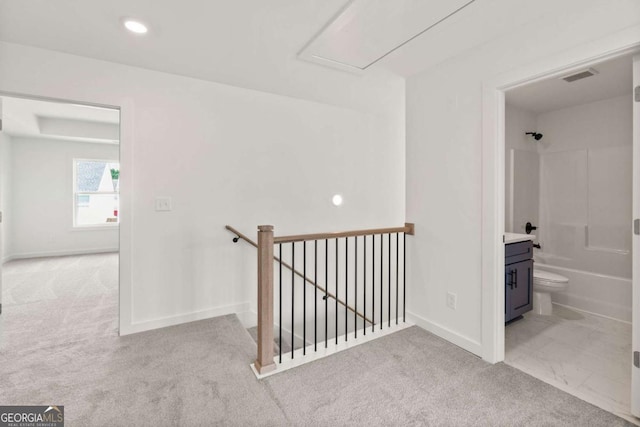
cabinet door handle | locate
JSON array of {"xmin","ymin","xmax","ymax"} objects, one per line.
[
  {"xmin": 507, "ymin": 270, "xmax": 514, "ymax": 289},
  {"xmin": 512, "ymin": 270, "xmax": 518, "ymax": 288}
]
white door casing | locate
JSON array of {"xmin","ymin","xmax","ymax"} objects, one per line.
[
  {"xmin": 0, "ymin": 96, "xmax": 3, "ymax": 315},
  {"xmin": 631, "ymin": 54, "xmax": 640, "ymax": 419}
]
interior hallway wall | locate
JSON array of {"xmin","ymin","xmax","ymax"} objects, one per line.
[
  {"xmin": 0, "ymin": 41, "xmax": 405, "ymax": 333},
  {"xmin": 406, "ymin": 0, "xmax": 640, "ymax": 355}
]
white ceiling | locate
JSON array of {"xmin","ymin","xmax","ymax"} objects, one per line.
[
  {"xmin": 506, "ymin": 54, "xmax": 633, "ymax": 114},
  {"xmin": 0, "ymin": 0, "xmax": 347, "ymax": 93},
  {"xmin": 1, "ymin": 96, "xmax": 120, "ymax": 143},
  {"xmin": 0, "ymin": 0, "xmax": 594, "ymax": 86}
]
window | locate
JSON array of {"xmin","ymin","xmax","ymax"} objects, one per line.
[{"xmin": 74, "ymin": 159, "xmax": 119, "ymax": 227}]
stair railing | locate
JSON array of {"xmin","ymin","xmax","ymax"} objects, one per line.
[
  {"xmin": 235, "ymin": 223, "xmax": 414, "ymax": 375},
  {"xmin": 226, "ymin": 225, "xmax": 372, "ymax": 325}
]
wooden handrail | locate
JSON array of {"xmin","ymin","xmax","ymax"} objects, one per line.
[
  {"xmin": 226, "ymin": 225, "xmax": 259, "ymax": 249},
  {"xmin": 225, "ymin": 225, "xmax": 374, "ymax": 325},
  {"xmin": 273, "ymin": 223, "xmax": 415, "ymax": 244}
]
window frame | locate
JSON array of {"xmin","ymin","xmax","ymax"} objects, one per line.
[{"xmin": 72, "ymin": 158, "xmax": 120, "ymax": 228}]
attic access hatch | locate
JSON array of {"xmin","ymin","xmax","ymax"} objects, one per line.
[{"xmin": 298, "ymin": 0, "xmax": 475, "ymax": 72}]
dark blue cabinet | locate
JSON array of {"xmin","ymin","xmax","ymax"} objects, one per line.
[{"xmin": 505, "ymin": 241, "xmax": 533, "ymax": 322}]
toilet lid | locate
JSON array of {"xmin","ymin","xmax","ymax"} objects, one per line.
[{"xmin": 534, "ymin": 269, "xmax": 569, "ymax": 283}]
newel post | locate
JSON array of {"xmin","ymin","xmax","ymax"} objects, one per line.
[{"xmin": 255, "ymin": 225, "xmax": 276, "ymax": 374}]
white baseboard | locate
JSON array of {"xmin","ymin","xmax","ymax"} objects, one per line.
[
  {"xmin": 3, "ymin": 247, "xmax": 119, "ymax": 263},
  {"xmin": 252, "ymin": 321, "xmax": 414, "ymax": 379},
  {"xmin": 406, "ymin": 311, "xmax": 483, "ymax": 357},
  {"xmin": 552, "ymin": 302, "xmax": 632, "ymax": 325},
  {"xmin": 120, "ymin": 302, "xmax": 251, "ymax": 335}
]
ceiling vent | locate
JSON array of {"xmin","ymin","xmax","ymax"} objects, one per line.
[{"xmin": 561, "ymin": 68, "xmax": 599, "ymax": 83}]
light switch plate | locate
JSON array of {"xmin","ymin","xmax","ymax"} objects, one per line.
[
  {"xmin": 155, "ymin": 197, "xmax": 172, "ymax": 212},
  {"xmin": 446, "ymin": 292, "xmax": 457, "ymax": 310}
]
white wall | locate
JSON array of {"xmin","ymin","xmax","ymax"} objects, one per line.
[
  {"xmin": 8, "ymin": 136, "xmax": 119, "ymax": 259},
  {"xmin": 0, "ymin": 41, "xmax": 405, "ymax": 333},
  {"xmin": 537, "ymin": 94, "xmax": 632, "ymax": 278},
  {"xmin": 406, "ymin": 1, "xmax": 640, "ymax": 355}
]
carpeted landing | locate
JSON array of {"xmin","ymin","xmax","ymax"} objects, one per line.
[
  {"xmin": 0, "ymin": 254, "xmax": 633, "ymax": 425},
  {"xmin": 1, "ymin": 315, "xmax": 634, "ymax": 425},
  {"xmin": 0, "ymin": 253, "xmax": 119, "ymax": 353}
]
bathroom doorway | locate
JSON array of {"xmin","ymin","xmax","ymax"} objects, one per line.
[{"xmin": 501, "ymin": 53, "xmax": 636, "ymax": 421}]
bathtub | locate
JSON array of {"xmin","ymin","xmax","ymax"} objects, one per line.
[{"xmin": 535, "ymin": 260, "xmax": 632, "ymax": 323}]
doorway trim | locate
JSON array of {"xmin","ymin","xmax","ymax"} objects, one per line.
[
  {"xmin": 0, "ymin": 90, "xmax": 133, "ymax": 336},
  {"xmin": 480, "ymin": 27, "xmax": 640, "ymax": 363}
]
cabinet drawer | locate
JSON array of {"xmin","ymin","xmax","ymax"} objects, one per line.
[{"xmin": 506, "ymin": 240, "xmax": 533, "ymax": 264}]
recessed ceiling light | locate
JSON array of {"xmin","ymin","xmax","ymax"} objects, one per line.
[
  {"xmin": 124, "ymin": 20, "xmax": 148, "ymax": 34},
  {"xmin": 332, "ymin": 194, "xmax": 343, "ymax": 207}
]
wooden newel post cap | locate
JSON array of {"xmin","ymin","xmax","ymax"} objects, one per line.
[
  {"xmin": 258, "ymin": 225, "xmax": 274, "ymax": 232},
  {"xmin": 404, "ymin": 222, "xmax": 415, "ymax": 235}
]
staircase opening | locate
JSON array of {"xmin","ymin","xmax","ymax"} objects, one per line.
[{"xmin": 227, "ymin": 223, "xmax": 414, "ymax": 377}]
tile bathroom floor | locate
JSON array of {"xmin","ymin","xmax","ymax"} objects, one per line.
[{"xmin": 505, "ymin": 304, "xmax": 635, "ymax": 423}]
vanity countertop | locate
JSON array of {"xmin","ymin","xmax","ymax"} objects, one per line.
[{"xmin": 504, "ymin": 232, "xmax": 535, "ymax": 244}]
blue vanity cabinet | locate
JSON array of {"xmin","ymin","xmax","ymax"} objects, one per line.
[{"xmin": 505, "ymin": 240, "xmax": 534, "ymax": 322}]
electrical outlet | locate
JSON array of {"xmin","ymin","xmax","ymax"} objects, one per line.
[
  {"xmin": 446, "ymin": 292, "xmax": 457, "ymax": 310},
  {"xmin": 155, "ymin": 197, "xmax": 172, "ymax": 212}
]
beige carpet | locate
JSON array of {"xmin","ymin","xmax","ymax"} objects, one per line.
[
  {"xmin": 0, "ymin": 254, "xmax": 634, "ymax": 426},
  {"xmin": 0, "ymin": 253, "xmax": 119, "ymax": 353}
]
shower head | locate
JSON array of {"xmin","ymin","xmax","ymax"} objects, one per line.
[{"xmin": 526, "ymin": 132, "xmax": 543, "ymax": 141}]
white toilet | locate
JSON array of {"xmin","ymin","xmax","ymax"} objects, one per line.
[{"xmin": 532, "ymin": 269, "xmax": 569, "ymax": 315}]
